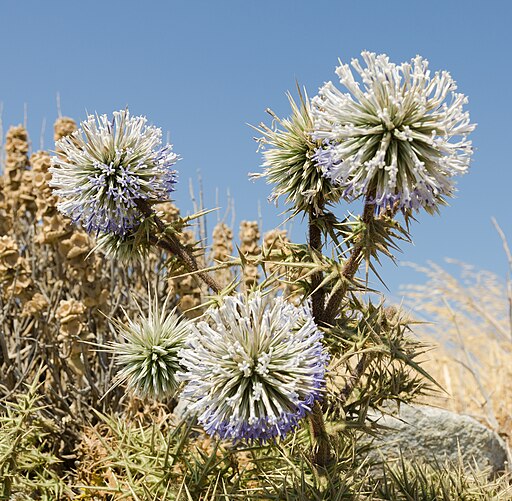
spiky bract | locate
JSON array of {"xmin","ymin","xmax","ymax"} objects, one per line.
[
  {"xmin": 50, "ymin": 109, "xmax": 178, "ymax": 235},
  {"xmin": 94, "ymin": 218, "xmax": 154, "ymax": 262},
  {"xmin": 252, "ymin": 91, "xmax": 343, "ymax": 215},
  {"xmin": 179, "ymin": 292, "xmax": 328, "ymax": 442},
  {"xmin": 110, "ymin": 295, "xmax": 191, "ymax": 399},
  {"xmin": 312, "ymin": 52, "xmax": 475, "ymax": 212}
]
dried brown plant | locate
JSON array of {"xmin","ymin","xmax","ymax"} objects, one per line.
[
  {"xmin": 211, "ymin": 222, "xmax": 234, "ymax": 288},
  {"xmin": 401, "ymin": 259, "xmax": 512, "ymax": 448},
  {"xmin": 0, "ymin": 117, "xmax": 178, "ymax": 468},
  {"xmin": 239, "ymin": 220, "xmax": 260, "ymax": 291}
]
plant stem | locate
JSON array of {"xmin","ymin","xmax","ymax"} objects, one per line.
[
  {"xmin": 323, "ymin": 197, "xmax": 375, "ymax": 324},
  {"xmin": 338, "ymin": 353, "xmax": 370, "ymax": 406},
  {"xmin": 308, "ymin": 401, "xmax": 332, "ymax": 467},
  {"xmin": 324, "ymin": 198, "xmax": 399, "ymax": 407},
  {"xmin": 307, "ymin": 204, "xmax": 332, "ymax": 467},
  {"xmin": 136, "ymin": 200, "xmax": 222, "ymax": 294},
  {"xmin": 309, "ymin": 207, "xmax": 325, "ymax": 323}
]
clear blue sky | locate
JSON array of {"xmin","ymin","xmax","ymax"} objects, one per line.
[{"xmin": 1, "ymin": 0, "xmax": 511, "ymax": 297}]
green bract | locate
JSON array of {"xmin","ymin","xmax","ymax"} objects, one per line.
[
  {"xmin": 252, "ymin": 90, "xmax": 343, "ymax": 216},
  {"xmin": 109, "ymin": 294, "xmax": 191, "ymax": 399}
]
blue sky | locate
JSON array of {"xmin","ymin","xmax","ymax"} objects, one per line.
[{"xmin": 1, "ymin": 0, "xmax": 511, "ymax": 298}]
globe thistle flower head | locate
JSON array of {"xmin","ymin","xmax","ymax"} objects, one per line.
[
  {"xmin": 110, "ymin": 293, "xmax": 191, "ymax": 399},
  {"xmin": 312, "ymin": 52, "xmax": 475, "ymax": 212},
  {"xmin": 50, "ymin": 109, "xmax": 179, "ymax": 236},
  {"xmin": 179, "ymin": 292, "xmax": 328, "ymax": 442},
  {"xmin": 251, "ymin": 90, "xmax": 343, "ymax": 215}
]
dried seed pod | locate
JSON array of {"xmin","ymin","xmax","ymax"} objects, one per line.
[
  {"xmin": 0, "ymin": 178, "xmax": 12, "ymax": 235},
  {"xmin": 53, "ymin": 116, "xmax": 77, "ymax": 141},
  {"xmin": 56, "ymin": 298, "xmax": 90, "ymax": 377},
  {"xmin": 58, "ymin": 231, "xmax": 92, "ymax": 260},
  {"xmin": 31, "ymin": 150, "xmax": 60, "ymax": 219},
  {"xmin": 3, "ymin": 125, "xmax": 35, "ymax": 215},
  {"xmin": 21, "ymin": 292, "xmax": 49, "ymax": 317},
  {"xmin": 4, "ymin": 125, "xmax": 29, "ymax": 192},
  {"xmin": 35, "ymin": 214, "xmax": 71, "ymax": 244},
  {"xmin": 262, "ymin": 229, "xmax": 304, "ymax": 304},
  {"xmin": 239, "ymin": 220, "xmax": 260, "ymax": 291},
  {"xmin": 0, "ymin": 235, "xmax": 33, "ymax": 301},
  {"xmin": 155, "ymin": 201, "xmax": 181, "ymax": 225},
  {"xmin": 211, "ymin": 222, "xmax": 233, "ymax": 288}
]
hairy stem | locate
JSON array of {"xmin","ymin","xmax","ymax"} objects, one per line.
[
  {"xmin": 308, "ymin": 400, "xmax": 332, "ymax": 467},
  {"xmin": 309, "ymin": 207, "xmax": 325, "ymax": 322},
  {"xmin": 323, "ymin": 197, "xmax": 376, "ymax": 324},
  {"xmin": 307, "ymin": 204, "xmax": 332, "ymax": 467},
  {"xmin": 338, "ymin": 353, "xmax": 370, "ymax": 406},
  {"xmin": 137, "ymin": 200, "xmax": 222, "ymax": 294},
  {"xmin": 325, "ymin": 199, "xmax": 399, "ymax": 407}
]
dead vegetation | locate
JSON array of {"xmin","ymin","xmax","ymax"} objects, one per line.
[{"xmin": 401, "ymin": 257, "xmax": 512, "ymax": 451}]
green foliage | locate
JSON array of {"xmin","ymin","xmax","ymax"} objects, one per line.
[
  {"xmin": 369, "ymin": 456, "xmax": 512, "ymax": 500},
  {"xmin": 320, "ymin": 210, "xmax": 412, "ymax": 288},
  {"xmin": 76, "ymin": 413, "xmax": 254, "ymax": 500},
  {"xmin": 325, "ymin": 300, "xmax": 436, "ymax": 423},
  {"xmin": 0, "ymin": 371, "xmax": 73, "ymax": 500},
  {"xmin": 75, "ymin": 414, "xmax": 512, "ymax": 500},
  {"xmin": 262, "ymin": 242, "xmax": 366, "ymax": 301}
]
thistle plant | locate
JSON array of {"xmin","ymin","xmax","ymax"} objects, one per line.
[
  {"xmin": 42, "ymin": 51, "xmax": 476, "ymax": 473},
  {"xmin": 1, "ymin": 57, "xmax": 497, "ymax": 496},
  {"xmin": 179, "ymin": 292, "xmax": 328, "ymax": 441},
  {"xmin": 50, "ymin": 109, "xmax": 179, "ymax": 235},
  {"xmin": 109, "ymin": 294, "xmax": 192, "ymax": 399},
  {"xmin": 249, "ymin": 52, "xmax": 475, "ymax": 467},
  {"xmin": 50, "ymin": 108, "xmax": 221, "ymax": 291},
  {"xmin": 311, "ymin": 51, "xmax": 475, "ymax": 212}
]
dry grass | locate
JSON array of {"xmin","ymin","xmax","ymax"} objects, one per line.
[{"xmin": 401, "ymin": 257, "xmax": 512, "ymax": 452}]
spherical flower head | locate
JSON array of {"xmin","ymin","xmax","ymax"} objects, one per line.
[
  {"xmin": 311, "ymin": 52, "xmax": 476, "ymax": 212},
  {"xmin": 110, "ymin": 294, "xmax": 191, "ymax": 400},
  {"xmin": 251, "ymin": 90, "xmax": 343, "ymax": 215},
  {"xmin": 179, "ymin": 292, "xmax": 329, "ymax": 442},
  {"xmin": 50, "ymin": 109, "xmax": 179, "ymax": 235}
]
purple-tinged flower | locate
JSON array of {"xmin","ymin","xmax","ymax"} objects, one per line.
[
  {"xmin": 50, "ymin": 109, "xmax": 178, "ymax": 235},
  {"xmin": 312, "ymin": 52, "xmax": 475, "ymax": 212},
  {"xmin": 179, "ymin": 292, "xmax": 328, "ymax": 442}
]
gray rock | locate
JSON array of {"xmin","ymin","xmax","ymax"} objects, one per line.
[
  {"xmin": 172, "ymin": 396, "xmax": 196, "ymax": 422},
  {"xmin": 367, "ymin": 404, "xmax": 509, "ymax": 474}
]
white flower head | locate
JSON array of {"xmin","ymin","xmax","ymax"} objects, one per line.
[
  {"xmin": 311, "ymin": 52, "xmax": 475, "ymax": 211},
  {"xmin": 50, "ymin": 109, "xmax": 179, "ymax": 235},
  {"xmin": 110, "ymin": 293, "xmax": 191, "ymax": 400},
  {"xmin": 179, "ymin": 292, "xmax": 328, "ymax": 442}
]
